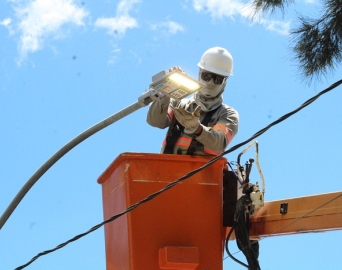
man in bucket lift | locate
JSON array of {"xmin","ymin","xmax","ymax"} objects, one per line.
[{"xmin": 146, "ymin": 46, "xmax": 239, "ymax": 156}]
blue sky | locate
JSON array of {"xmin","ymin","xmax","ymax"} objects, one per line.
[{"xmin": 1, "ymin": 0, "xmax": 342, "ymax": 269}]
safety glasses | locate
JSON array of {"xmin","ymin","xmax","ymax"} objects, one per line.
[{"xmin": 200, "ymin": 71, "xmax": 227, "ymax": 85}]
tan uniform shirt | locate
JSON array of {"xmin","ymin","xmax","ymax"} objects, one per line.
[{"xmin": 146, "ymin": 96, "xmax": 239, "ymax": 155}]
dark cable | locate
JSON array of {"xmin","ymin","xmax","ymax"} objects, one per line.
[
  {"xmin": 225, "ymin": 221, "xmax": 249, "ymax": 269},
  {"xmin": 15, "ymin": 79, "xmax": 342, "ymax": 269},
  {"xmin": 228, "ymin": 162, "xmax": 243, "ymax": 185},
  {"xmin": 206, "ymin": 225, "xmax": 249, "ymax": 270},
  {"xmin": 234, "ymin": 195, "xmax": 261, "ymax": 270}
]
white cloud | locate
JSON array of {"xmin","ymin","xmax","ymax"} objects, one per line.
[
  {"xmin": 263, "ymin": 19, "xmax": 291, "ymax": 36},
  {"xmin": 11, "ymin": 0, "xmax": 88, "ymax": 63},
  {"xmin": 94, "ymin": 0, "xmax": 140, "ymax": 36},
  {"xmin": 193, "ymin": 0, "xmax": 244, "ymax": 19},
  {"xmin": 150, "ymin": 21, "xmax": 185, "ymax": 35},
  {"xmin": 0, "ymin": 18, "xmax": 12, "ymax": 26},
  {"xmin": 0, "ymin": 18, "xmax": 14, "ymax": 35},
  {"xmin": 0, "ymin": 17, "xmax": 14, "ymax": 34},
  {"xmin": 192, "ymin": 0, "xmax": 291, "ymax": 35},
  {"xmin": 95, "ymin": 16, "xmax": 137, "ymax": 35}
]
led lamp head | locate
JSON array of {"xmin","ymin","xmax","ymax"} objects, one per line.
[{"xmin": 150, "ymin": 70, "xmax": 205, "ymax": 100}]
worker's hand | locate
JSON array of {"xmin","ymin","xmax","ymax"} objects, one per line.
[
  {"xmin": 174, "ymin": 105, "xmax": 201, "ymax": 134},
  {"xmin": 168, "ymin": 66, "xmax": 186, "ymax": 74}
]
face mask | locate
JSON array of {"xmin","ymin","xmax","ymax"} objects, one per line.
[{"xmin": 198, "ymin": 77, "xmax": 225, "ymax": 98}]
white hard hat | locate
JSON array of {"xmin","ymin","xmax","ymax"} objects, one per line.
[{"xmin": 197, "ymin": 47, "xmax": 233, "ymax": 76}]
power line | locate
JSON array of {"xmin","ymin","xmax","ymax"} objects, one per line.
[{"xmin": 15, "ymin": 79, "xmax": 342, "ymax": 269}]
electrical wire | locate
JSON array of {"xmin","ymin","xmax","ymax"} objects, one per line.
[
  {"xmin": 228, "ymin": 195, "xmax": 261, "ymax": 270},
  {"xmin": 228, "ymin": 161, "xmax": 243, "ymax": 185},
  {"xmin": 224, "ymin": 163, "xmax": 259, "ymax": 270},
  {"xmin": 14, "ymin": 79, "xmax": 342, "ymax": 269},
  {"xmin": 225, "ymin": 222, "xmax": 249, "ymax": 269}
]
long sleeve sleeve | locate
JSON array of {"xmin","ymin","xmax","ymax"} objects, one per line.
[
  {"xmin": 146, "ymin": 96, "xmax": 172, "ymax": 129},
  {"xmin": 195, "ymin": 105, "xmax": 239, "ymax": 152}
]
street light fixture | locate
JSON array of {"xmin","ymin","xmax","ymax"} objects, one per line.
[{"xmin": 149, "ymin": 70, "xmax": 205, "ymax": 100}]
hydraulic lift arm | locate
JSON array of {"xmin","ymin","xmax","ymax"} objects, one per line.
[
  {"xmin": 249, "ymin": 191, "xmax": 342, "ymax": 238},
  {"xmin": 228, "ymin": 141, "xmax": 342, "ymax": 238}
]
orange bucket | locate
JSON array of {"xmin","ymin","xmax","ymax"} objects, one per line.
[{"xmin": 98, "ymin": 152, "xmax": 228, "ymax": 270}]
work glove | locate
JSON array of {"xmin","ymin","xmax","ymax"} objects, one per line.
[
  {"xmin": 169, "ymin": 66, "xmax": 186, "ymax": 74},
  {"xmin": 174, "ymin": 105, "xmax": 201, "ymax": 134}
]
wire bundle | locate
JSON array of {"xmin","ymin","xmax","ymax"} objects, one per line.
[{"xmin": 225, "ymin": 195, "xmax": 261, "ymax": 270}]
